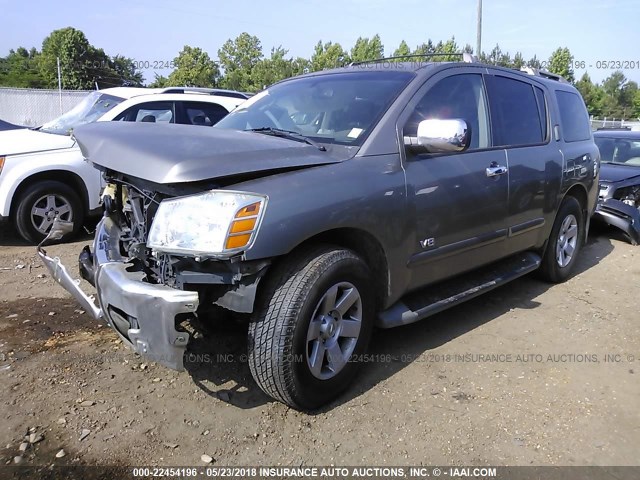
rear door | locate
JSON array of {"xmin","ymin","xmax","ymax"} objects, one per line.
[{"xmin": 484, "ymin": 72, "xmax": 562, "ymax": 253}]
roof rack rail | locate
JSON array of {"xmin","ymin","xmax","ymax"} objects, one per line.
[
  {"xmin": 349, "ymin": 52, "xmax": 477, "ymax": 66},
  {"xmin": 519, "ymin": 67, "xmax": 569, "ymax": 83},
  {"xmin": 160, "ymin": 87, "xmax": 249, "ymax": 99}
]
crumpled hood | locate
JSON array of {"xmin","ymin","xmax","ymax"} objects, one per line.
[
  {"xmin": 600, "ymin": 163, "xmax": 640, "ymax": 184},
  {"xmin": 0, "ymin": 128, "xmax": 75, "ymax": 156},
  {"xmin": 73, "ymin": 122, "xmax": 346, "ymax": 184}
]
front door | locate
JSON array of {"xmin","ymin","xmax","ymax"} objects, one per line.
[{"xmin": 402, "ymin": 72, "xmax": 509, "ymax": 289}]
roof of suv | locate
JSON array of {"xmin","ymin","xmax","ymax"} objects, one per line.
[
  {"xmin": 100, "ymin": 87, "xmax": 249, "ymax": 100},
  {"xmin": 290, "ymin": 60, "xmax": 571, "ymax": 90}
]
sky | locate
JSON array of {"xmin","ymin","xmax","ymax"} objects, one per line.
[{"xmin": 2, "ymin": 0, "xmax": 640, "ymax": 85}]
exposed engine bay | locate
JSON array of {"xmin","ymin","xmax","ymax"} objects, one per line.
[
  {"xmin": 613, "ymin": 185, "xmax": 640, "ymax": 210},
  {"xmin": 595, "ymin": 181, "xmax": 640, "ymax": 246},
  {"xmin": 86, "ymin": 171, "xmax": 271, "ymax": 314}
]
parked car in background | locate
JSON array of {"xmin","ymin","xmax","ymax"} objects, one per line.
[
  {"xmin": 40, "ymin": 59, "xmax": 598, "ymax": 410},
  {"xmin": 593, "ymin": 128, "xmax": 640, "ymax": 245},
  {"xmin": 0, "ymin": 87, "xmax": 247, "ymax": 243},
  {"xmin": 0, "ymin": 119, "xmax": 25, "ymax": 131}
]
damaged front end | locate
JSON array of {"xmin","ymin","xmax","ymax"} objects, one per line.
[
  {"xmin": 594, "ymin": 183, "xmax": 640, "ymax": 246},
  {"xmin": 593, "ymin": 198, "xmax": 640, "ymax": 246},
  {"xmin": 38, "ymin": 175, "xmax": 270, "ymax": 370}
]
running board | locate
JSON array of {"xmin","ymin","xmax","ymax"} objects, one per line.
[{"xmin": 377, "ymin": 251, "xmax": 541, "ymax": 329}]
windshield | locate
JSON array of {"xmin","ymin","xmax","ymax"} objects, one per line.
[
  {"xmin": 595, "ymin": 136, "xmax": 640, "ymax": 166},
  {"xmin": 215, "ymin": 71, "xmax": 414, "ymax": 146},
  {"xmin": 40, "ymin": 91, "xmax": 124, "ymax": 135}
]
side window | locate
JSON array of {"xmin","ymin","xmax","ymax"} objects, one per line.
[
  {"xmin": 114, "ymin": 101, "xmax": 174, "ymax": 123},
  {"xmin": 485, "ymin": 75, "xmax": 543, "ymax": 147},
  {"xmin": 405, "ymin": 74, "xmax": 490, "ymax": 150},
  {"xmin": 182, "ymin": 102, "xmax": 230, "ymax": 126},
  {"xmin": 555, "ymin": 90, "xmax": 591, "ymax": 142}
]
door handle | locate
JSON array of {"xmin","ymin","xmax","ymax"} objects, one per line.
[{"xmin": 486, "ymin": 164, "xmax": 508, "ymax": 177}]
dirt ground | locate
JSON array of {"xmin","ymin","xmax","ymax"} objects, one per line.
[{"xmin": 0, "ymin": 222, "xmax": 638, "ymax": 468}]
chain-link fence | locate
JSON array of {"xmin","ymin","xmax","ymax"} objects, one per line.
[{"xmin": 0, "ymin": 87, "xmax": 91, "ymax": 127}]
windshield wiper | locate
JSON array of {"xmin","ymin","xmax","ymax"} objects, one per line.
[{"xmin": 248, "ymin": 127, "xmax": 326, "ymax": 151}]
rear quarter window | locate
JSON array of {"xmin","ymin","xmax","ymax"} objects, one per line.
[{"xmin": 555, "ymin": 90, "xmax": 591, "ymax": 142}]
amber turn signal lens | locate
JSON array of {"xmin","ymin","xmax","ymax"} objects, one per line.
[
  {"xmin": 225, "ymin": 233, "xmax": 252, "ymax": 249},
  {"xmin": 235, "ymin": 202, "xmax": 261, "ymax": 218},
  {"xmin": 229, "ymin": 218, "xmax": 256, "ymax": 233}
]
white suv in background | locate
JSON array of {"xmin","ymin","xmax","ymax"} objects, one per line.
[{"xmin": 0, "ymin": 87, "xmax": 248, "ymax": 243}]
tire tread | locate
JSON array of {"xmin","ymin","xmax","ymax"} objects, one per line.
[{"xmin": 248, "ymin": 245, "xmax": 365, "ymax": 409}]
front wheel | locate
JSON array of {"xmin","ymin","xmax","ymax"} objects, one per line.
[
  {"xmin": 14, "ymin": 180, "xmax": 84, "ymax": 244},
  {"xmin": 538, "ymin": 196, "xmax": 584, "ymax": 283},
  {"xmin": 248, "ymin": 246, "xmax": 374, "ymax": 410}
]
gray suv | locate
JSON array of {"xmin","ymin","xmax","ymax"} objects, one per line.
[{"xmin": 39, "ymin": 58, "xmax": 599, "ymax": 410}]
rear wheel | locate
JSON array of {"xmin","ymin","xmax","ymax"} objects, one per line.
[
  {"xmin": 538, "ymin": 196, "xmax": 584, "ymax": 283},
  {"xmin": 248, "ymin": 246, "xmax": 374, "ymax": 410},
  {"xmin": 14, "ymin": 180, "xmax": 84, "ymax": 244}
]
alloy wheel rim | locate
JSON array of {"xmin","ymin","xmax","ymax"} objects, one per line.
[
  {"xmin": 556, "ymin": 214, "xmax": 578, "ymax": 268},
  {"xmin": 30, "ymin": 194, "xmax": 72, "ymax": 235},
  {"xmin": 306, "ymin": 281, "xmax": 362, "ymax": 380}
]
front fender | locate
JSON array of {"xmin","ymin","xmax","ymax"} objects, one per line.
[
  {"xmin": 230, "ymin": 155, "xmax": 413, "ymax": 304},
  {"xmin": 0, "ymin": 148, "xmax": 103, "ymax": 216}
]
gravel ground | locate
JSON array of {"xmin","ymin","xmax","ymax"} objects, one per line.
[{"xmin": 0, "ymin": 223, "xmax": 638, "ymax": 468}]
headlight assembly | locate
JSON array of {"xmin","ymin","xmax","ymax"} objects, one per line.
[{"xmin": 147, "ymin": 190, "xmax": 267, "ymax": 257}]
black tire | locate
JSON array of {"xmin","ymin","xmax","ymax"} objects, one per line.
[
  {"xmin": 14, "ymin": 180, "xmax": 84, "ymax": 244},
  {"xmin": 248, "ymin": 246, "xmax": 374, "ymax": 410},
  {"xmin": 538, "ymin": 196, "xmax": 584, "ymax": 283}
]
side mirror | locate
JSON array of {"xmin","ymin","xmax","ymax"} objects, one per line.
[{"xmin": 405, "ymin": 118, "xmax": 470, "ymax": 153}]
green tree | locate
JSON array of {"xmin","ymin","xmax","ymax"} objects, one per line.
[
  {"xmin": 602, "ymin": 71, "xmax": 626, "ymax": 98},
  {"xmin": 480, "ymin": 44, "xmax": 512, "ymax": 67},
  {"xmin": 218, "ymin": 33, "xmax": 263, "ymax": 91},
  {"xmin": 147, "ymin": 74, "xmax": 169, "ymax": 88},
  {"xmin": 252, "ymin": 47, "xmax": 308, "ymax": 91},
  {"xmin": 633, "ymin": 90, "xmax": 640, "ymax": 118},
  {"xmin": 110, "ymin": 55, "xmax": 144, "ymax": 87},
  {"xmin": 86, "ymin": 46, "xmax": 121, "ymax": 88},
  {"xmin": 0, "ymin": 47, "xmax": 46, "ymax": 87},
  {"xmin": 291, "ymin": 57, "xmax": 310, "ymax": 76},
  {"xmin": 7, "ymin": 27, "xmax": 143, "ymax": 89},
  {"xmin": 575, "ymin": 73, "xmax": 605, "ymax": 117},
  {"xmin": 512, "ymin": 52, "xmax": 525, "ymax": 70},
  {"xmin": 40, "ymin": 27, "xmax": 96, "ymax": 89},
  {"xmin": 432, "ymin": 37, "xmax": 459, "ymax": 62},
  {"xmin": 620, "ymin": 80, "xmax": 638, "ymax": 118},
  {"xmin": 527, "ymin": 55, "xmax": 541, "ymax": 69},
  {"xmin": 168, "ymin": 46, "xmax": 219, "ymax": 87},
  {"xmin": 350, "ymin": 35, "xmax": 384, "ymax": 63},
  {"xmin": 392, "ymin": 40, "xmax": 411, "ymax": 59},
  {"xmin": 547, "ymin": 47, "xmax": 574, "ymax": 82},
  {"xmin": 413, "ymin": 40, "xmax": 435, "ymax": 56},
  {"xmin": 600, "ymin": 71, "xmax": 636, "ymax": 118},
  {"xmin": 310, "ymin": 40, "xmax": 349, "ymax": 71},
  {"xmin": 411, "ymin": 38, "xmax": 460, "ymax": 61}
]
